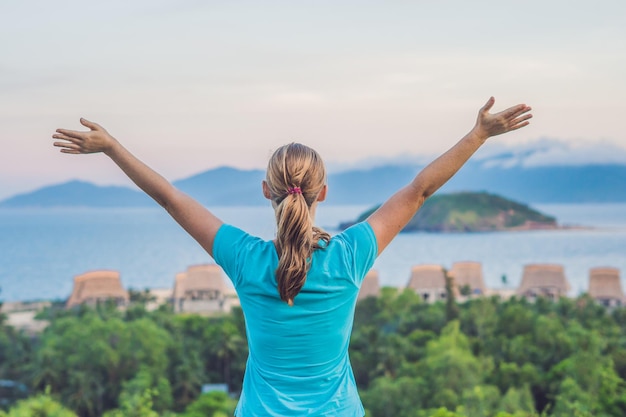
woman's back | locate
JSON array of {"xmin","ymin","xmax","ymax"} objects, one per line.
[{"xmin": 214, "ymin": 222, "xmax": 377, "ymax": 416}]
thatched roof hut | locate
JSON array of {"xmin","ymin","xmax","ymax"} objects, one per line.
[
  {"xmin": 173, "ymin": 264, "xmax": 234, "ymax": 314},
  {"xmin": 588, "ymin": 267, "xmax": 624, "ymax": 307},
  {"xmin": 450, "ymin": 261, "xmax": 487, "ymax": 296},
  {"xmin": 173, "ymin": 264, "xmax": 227, "ymax": 301},
  {"xmin": 358, "ymin": 270, "xmax": 380, "ymax": 300},
  {"xmin": 66, "ymin": 270, "xmax": 129, "ymax": 308},
  {"xmin": 517, "ymin": 264, "xmax": 570, "ymax": 300},
  {"xmin": 406, "ymin": 264, "xmax": 448, "ymax": 303}
]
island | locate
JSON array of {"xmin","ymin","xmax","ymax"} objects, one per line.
[{"xmin": 339, "ymin": 191, "xmax": 558, "ymax": 232}]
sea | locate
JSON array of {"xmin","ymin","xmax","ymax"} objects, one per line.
[{"xmin": 1, "ymin": 203, "xmax": 625, "ymax": 302}]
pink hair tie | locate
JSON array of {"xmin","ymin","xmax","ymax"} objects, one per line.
[{"xmin": 288, "ymin": 187, "xmax": 302, "ymax": 195}]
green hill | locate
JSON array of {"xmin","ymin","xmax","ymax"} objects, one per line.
[{"xmin": 342, "ymin": 192, "xmax": 557, "ymax": 232}]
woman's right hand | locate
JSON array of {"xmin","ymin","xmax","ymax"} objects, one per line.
[{"xmin": 53, "ymin": 118, "xmax": 118, "ymax": 155}]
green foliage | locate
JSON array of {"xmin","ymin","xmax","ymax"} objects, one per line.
[
  {"xmin": 0, "ymin": 325, "xmax": 31, "ymax": 385},
  {"xmin": 4, "ymin": 293, "xmax": 626, "ymax": 416},
  {"xmin": 361, "ymin": 375, "xmax": 428, "ymax": 417},
  {"xmin": 444, "ymin": 269, "xmax": 459, "ymax": 321},
  {"xmin": 128, "ymin": 288, "xmax": 157, "ymax": 305},
  {"xmin": 2, "ymin": 391, "xmax": 77, "ymax": 417},
  {"xmin": 459, "ymin": 384, "xmax": 501, "ymax": 416},
  {"xmin": 356, "ymin": 294, "xmax": 626, "ymax": 416},
  {"xmin": 498, "ymin": 385, "xmax": 535, "ymax": 414},
  {"xmin": 2, "ymin": 305, "xmax": 250, "ymax": 416},
  {"xmin": 459, "ymin": 284, "xmax": 472, "ymax": 297},
  {"xmin": 102, "ymin": 389, "xmax": 159, "ymax": 417},
  {"xmin": 550, "ymin": 350, "xmax": 626, "ymax": 416},
  {"xmin": 415, "ymin": 192, "xmax": 556, "ymax": 231},
  {"xmin": 416, "ymin": 321, "xmax": 486, "ymax": 409},
  {"xmin": 117, "ymin": 367, "xmax": 173, "ymax": 413},
  {"xmin": 425, "ymin": 409, "xmax": 465, "ymax": 417},
  {"xmin": 181, "ymin": 391, "xmax": 236, "ymax": 417},
  {"xmin": 30, "ymin": 313, "xmax": 171, "ymax": 417}
]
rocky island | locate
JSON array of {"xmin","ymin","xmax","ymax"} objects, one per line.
[{"xmin": 340, "ymin": 192, "xmax": 558, "ymax": 232}]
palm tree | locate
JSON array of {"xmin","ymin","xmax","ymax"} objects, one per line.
[{"xmin": 205, "ymin": 320, "xmax": 244, "ymax": 390}]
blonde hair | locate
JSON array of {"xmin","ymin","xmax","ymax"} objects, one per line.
[{"xmin": 266, "ymin": 143, "xmax": 331, "ymax": 306}]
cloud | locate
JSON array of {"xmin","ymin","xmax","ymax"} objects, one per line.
[
  {"xmin": 476, "ymin": 138, "xmax": 626, "ymax": 168},
  {"xmin": 326, "ymin": 138, "xmax": 626, "ymax": 173},
  {"xmin": 326, "ymin": 153, "xmax": 433, "ymax": 173}
]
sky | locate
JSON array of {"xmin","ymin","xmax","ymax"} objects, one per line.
[{"xmin": 1, "ymin": 0, "xmax": 625, "ymax": 200}]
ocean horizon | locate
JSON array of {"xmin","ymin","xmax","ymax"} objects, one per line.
[{"xmin": 1, "ymin": 203, "xmax": 625, "ymax": 302}]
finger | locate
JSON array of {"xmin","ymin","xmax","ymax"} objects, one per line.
[
  {"xmin": 55, "ymin": 141, "xmax": 82, "ymax": 152},
  {"xmin": 53, "ymin": 141, "xmax": 81, "ymax": 150},
  {"xmin": 502, "ymin": 104, "xmax": 530, "ymax": 119},
  {"xmin": 55, "ymin": 128, "xmax": 86, "ymax": 140},
  {"xmin": 60, "ymin": 148, "xmax": 81, "ymax": 154},
  {"xmin": 507, "ymin": 120, "xmax": 530, "ymax": 131},
  {"xmin": 512, "ymin": 113, "xmax": 533, "ymax": 124},
  {"xmin": 52, "ymin": 133, "xmax": 82, "ymax": 143},
  {"xmin": 506, "ymin": 114, "xmax": 532, "ymax": 131},
  {"xmin": 506, "ymin": 114, "xmax": 533, "ymax": 129},
  {"xmin": 80, "ymin": 118, "xmax": 101, "ymax": 131},
  {"xmin": 510, "ymin": 105, "xmax": 532, "ymax": 119},
  {"xmin": 481, "ymin": 96, "xmax": 495, "ymax": 113}
]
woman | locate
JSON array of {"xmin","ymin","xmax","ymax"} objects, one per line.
[{"xmin": 52, "ymin": 97, "xmax": 531, "ymax": 416}]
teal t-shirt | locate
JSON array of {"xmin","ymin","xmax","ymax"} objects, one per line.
[{"xmin": 213, "ymin": 221, "xmax": 378, "ymax": 417}]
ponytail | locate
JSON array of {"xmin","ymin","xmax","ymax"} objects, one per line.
[{"xmin": 266, "ymin": 143, "xmax": 330, "ymax": 306}]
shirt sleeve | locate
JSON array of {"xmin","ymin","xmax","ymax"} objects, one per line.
[
  {"xmin": 337, "ymin": 221, "xmax": 378, "ymax": 285},
  {"xmin": 212, "ymin": 224, "xmax": 255, "ymax": 288}
]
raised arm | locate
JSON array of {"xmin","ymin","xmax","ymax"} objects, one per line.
[
  {"xmin": 52, "ymin": 119, "xmax": 223, "ymax": 256},
  {"xmin": 367, "ymin": 97, "xmax": 532, "ymax": 255}
]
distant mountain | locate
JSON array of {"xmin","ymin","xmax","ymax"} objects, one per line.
[
  {"xmin": 173, "ymin": 167, "xmax": 267, "ymax": 206},
  {"xmin": 0, "ymin": 180, "xmax": 152, "ymax": 208},
  {"xmin": 340, "ymin": 192, "xmax": 557, "ymax": 232},
  {"xmin": 439, "ymin": 162, "xmax": 626, "ymax": 203},
  {"xmin": 325, "ymin": 163, "xmax": 626, "ymax": 204},
  {"xmin": 324, "ymin": 165, "xmax": 419, "ymax": 205},
  {"xmin": 1, "ymin": 163, "xmax": 626, "ymax": 208}
]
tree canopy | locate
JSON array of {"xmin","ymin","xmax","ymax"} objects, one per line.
[{"xmin": 2, "ymin": 292, "xmax": 626, "ymax": 416}]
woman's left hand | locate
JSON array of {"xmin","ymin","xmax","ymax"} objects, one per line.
[{"xmin": 474, "ymin": 96, "xmax": 532, "ymax": 139}]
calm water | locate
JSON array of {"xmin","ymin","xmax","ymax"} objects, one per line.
[{"xmin": 0, "ymin": 204, "xmax": 625, "ymax": 301}]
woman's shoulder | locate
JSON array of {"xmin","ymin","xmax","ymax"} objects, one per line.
[
  {"xmin": 310, "ymin": 221, "xmax": 378, "ymax": 286},
  {"xmin": 213, "ymin": 224, "xmax": 277, "ymax": 288},
  {"xmin": 213, "ymin": 224, "xmax": 275, "ymax": 263},
  {"xmin": 320, "ymin": 221, "xmax": 377, "ymax": 264},
  {"xmin": 330, "ymin": 221, "xmax": 376, "ymax": 247},
  {"xmin": 215, "ymin": 224, "xmax": 270, "ymax": 247}
]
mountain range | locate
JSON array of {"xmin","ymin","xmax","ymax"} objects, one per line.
[{"xmin": 1, "ymin": 162, "xmax": 625, "ymax": 208}]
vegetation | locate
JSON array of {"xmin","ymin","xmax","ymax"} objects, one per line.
[
  {"xmin": 343, "ymin": 192, "xmax": 557, "ymax": 232},
  {"xmin": 2, "ymin": 291, "xmax": 626, "ymax": 416}
]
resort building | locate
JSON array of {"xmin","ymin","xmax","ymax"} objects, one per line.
[
  {"xmin": 1, "ymin": 301, "xmax": 51, "ymax": 334},
  {"xmin": 588, "ymin": 267, "xmax": 625, "ymax": 307},
  {"xmin": 406, "ymin": 264, "xmax": 450, "ymax": 303},
  {"xmin": 172, "ymin": 264, "xmax": 239, "ymax": 315},
  {"xmin": 66, "ymin": 270, "xmax": 129, "ymax": 308},
  {"xmin": 358, "ymin": 270, "xmax": 381, "ymax": 301},
  {"xmin": 449, "ymin": 261, "xmax": 486, "ymax": 298},
  {"xmin": 485, "ymin": 288, "xmax": 516, "ymax": 300},
  {"xmin": 144, "ymin": 288, "xmax": 174, "ymax": 311},
  {"xmin": 516, "ymin": 264, "xmax": 570, "ymax": 301}
]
